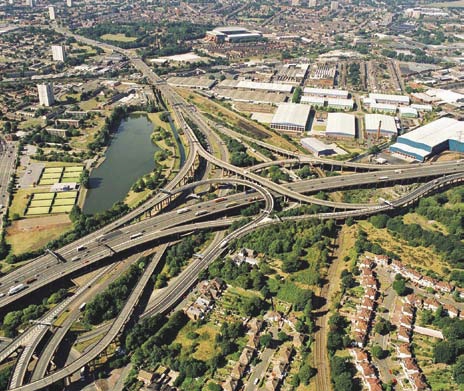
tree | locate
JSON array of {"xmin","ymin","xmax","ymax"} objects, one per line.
[
  {"xmin": 239, "ymin": 296, "xmax": 264, "ymax": 317},
  {"xmin": 374, "ymin": 318, "xmax": 394, "ymax": 336},
  {"xmin": 298, "ymin": 363, "xmax": 316, "ymax": 385},
  {"xmin": 454, "ymin": 355, "xmax": 464, "ymax": 384},
  {"xmin": 393, "ymin": 275, "xmax": 408, "ymax": 296},
  {"xmin": 207, "ymin": 382, "xmax": 222, "ymax": 391},
  {"xmin": 371, "ymin": 344, "xmax": 388, "ymax": 359},
  {"xmin": 434, "ymin": 341, "xmax": 456, "ymax": 364},
  {"xmin": 334, "ymin": 372, "xmax": 355, "ymax": 391},
  {"xmin": 292, "ymin": 86, "xmax": 302, "ymax": 103},
  {"xmin": 259, "ymin": 334, "xmax": 272, "ymax": 348}
]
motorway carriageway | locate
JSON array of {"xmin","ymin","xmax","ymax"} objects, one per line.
[
  {"xmin": 2, "ymin": 160, "xmax": 464, "ymax": 309},
  {"xmin": 0, "ymin": 190, "xmax": 255, "ymax": 308},
  {"xmin": 7, "ymin": 172, "xmax": 464, "ymax": 390},
  {"xmin": 8, "ymin": 176, "xmax": 274, "ymax": 391}
]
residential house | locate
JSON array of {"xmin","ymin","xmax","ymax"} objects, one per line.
[
  {"xmin": 411, "ymin": 373, "xmax": 430, "ymax": 391},
  {"xmin": 443, "ymin": 304, "xmax": 459, "ymax": 318},
  {"xmin": 231, "ymin": 362, "xmax": 246, "ymax": 381},
  {"xmin": 402, "ymin": 303, "xmax": 415, "ymax": 317},
  {"xmin": 397, "ymin": 343, "xmax": 412, "ymax": 359},
  {"xmin": 436, "ymin": 281, "xmax": 453, "ymax": 294},
  {"xmin": 398, "ymin": 326, "xmax": 411, "ymax": 342},
  {"xmin": 239, "ymin": 347, "xmax": 254, "ymax": 366},
  {"xmin": 419, "ymin": 276, "xmax": 436, "ymax": 289},
  {"xmin": 402, "ymin": 358, "xmax": 420, "ymax": 375},
  {"xmin": 137, "ymin": 370, "xmax": 155, "ymax": 386},
  {"xmin": 374, "ymin": 255, "xmax": 389, "ymax": 266},
  {"xmin": 222, "ymin": 377, "xmax": 239, "ymax": 391},
  {"xmin": 367, "ymin": 378, "xmax": 383, "ymax": 391},
  {"xmin": 423, "ymin": 298, "xmax": 440, "ymax": 312}
]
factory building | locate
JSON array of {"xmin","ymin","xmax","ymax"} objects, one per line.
[
  {"xmin": 325, "ymin": 113, "xmax": 356, "ymax": 139},
  {"xmin": 327, "ymin": 98, "xmax": 354, "ymax": 111},
  {"xmin": 167, "ymin": 77, "xmax": 216, "ymax": 90},
  {"xmin": 390, "ymin": 117, "xmax": 464, "ymax": 161},
  {"xmin": 411, "ymin": 104, "xmax": 433, "ymax": 112},
  {"xmin": 301, "ymin": 137, "xmax": 336, "ymax": 156},
  {"xmin": 365, "ymin": 114, "xmax": 397, "ymax": 138},
  {"xmin": 300, "ymin": 95, "xmax": 325, "ymax": 107},
  {"xmin": 303, "ymin": 87, "xmax": 349, "ymax": 99},
  {"xmin": 399, "ymin": 107, "xmax": 418, "ymax": 118},
  {"xmin": 206, "ymin": 27, "xmax": 263, "ymax": 43},
  {"xmin": 218, "ymin": 80, "xmax": 294, "ymax": 93},
  {"xmin": 369, "ymin": 102, "xmax": 397, "ymax": 114},
  {"xmin": 368, "ymin": 93, "xmax": 410, "ymax": 106},
  {"xmin": 271, "ymin": 103, "xmax": 311, "ymax": 133}
]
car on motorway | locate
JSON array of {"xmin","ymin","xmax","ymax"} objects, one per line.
[
  {"xmin": 25, "ymin": 278, "xmax": 37, "ymax": 284},
  {"xmin": 0, "ymin": 293, "xmax": 5, "ymax": 298}
]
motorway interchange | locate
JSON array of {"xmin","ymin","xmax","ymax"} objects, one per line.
[{"xmin": 1, "ymin": 34, "xmax": 464, "ymax": 391}]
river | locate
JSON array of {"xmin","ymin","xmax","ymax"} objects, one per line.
[{"xmin": 83, "ymin": 114, "xmax": 160, "ymax": 215}]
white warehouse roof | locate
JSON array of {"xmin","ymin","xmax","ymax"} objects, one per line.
[
  {"xmin": 326, "ymin": 113, "xmax": 356, "ymax": 137},
  {"xmin": 301, "ymin": 137, "xmax": 335, "ymax": 153},
  {"xmin": 301, "ymin": 95, "xmax": 325, "ymax": 105},
  {"xmin": 371, "ymin": 102, "xmax": 398, "ymax": 112},
  {"xmin": 425, "ymin": 89, "xmax": 464, "ymax": 104},
  {"xmin": 271, "ymin": 103, "xmax": 311, "ymax": 127},
  {"xmin": 304, "ymin": 87, "xmax": 349, "ymax": 98},
  {"xmin": 236, "ymin": 80, "xmax": 294, "ymax": 93},
  {"xmin": 397, "ymin": 117, "xmax": 461, "ymax": 147},
  {"xmin": 411, "ymin": 104, "xmax": 433, "ymax": 112},
  {"xmin": 365, "ymin": 114, "xmax": 397, "ymax": 134},
  {"xmin": 369, "ymin": 93, "xmax": 410, "ymax": 105},
  {"xmin": 399, "ymin": 107, "xmax": 418, "ymax": 117},
  {"xmin": 327, "ymin": 98, "xmax": 354, "ymax": 108}
]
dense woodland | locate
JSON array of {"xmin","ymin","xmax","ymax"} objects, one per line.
[{"xmin": 84, "ymin": 257, "xmax": 147, "ymax": 325}]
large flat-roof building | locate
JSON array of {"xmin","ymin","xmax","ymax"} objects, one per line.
[
  {"xmin": 167, "ymin": 76, "xmax": 216, "ymax": 90},
  {"xmin": 51, "ymin": 45, "xmax": 66, "ymax": 62},
  {"xmin": 325, "ymin": 113, "xmax": 356, "ymax": 138},
  {"xmin": 301, "ymin": 95, "xmax": 325, "ymax": 107},
  {"xmin": 365, "ymin": 114, "xmax": 397, "ymax": 138},
  {"xmin": 271, "ymin": 103, "xmax": 311, "ymax": 133},
  {"xmin": 304, "ymin": 87, "xmax": 349, "ymax": 99},
  {"xmin": 301, "ymin": 137, "xmax": 336, "ymax": 156},
  {"xmin": 327, "ymin": 98, "xmax": 354, "ymax": 111},
  {"xmin": 219, "ymin": 80, "xmax": 294, "ymax": 93},
  {"xmin": 390, "ymin": 117, "xmax": 464, "ymax": 161},
  {"xmin": 37, "ymin": 83, "xmax": 54, "ymax": 107},
  {"xmin": 48, "ymin": 5, "xmax": 56, "ymax": 20},
  {"xmin": 370, "ymin": 102, "xmax": 397, "ymax": 114},
  {"xmin": 206, "ymin": 27, "xmax": 263, "ymax": 43},
  {"xmin": 369, "ymin": 93, "xmax": 410, "ymax": 106}
]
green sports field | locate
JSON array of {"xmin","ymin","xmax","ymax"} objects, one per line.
[
  {"xmin": 32, "ymin": 193, "xmax": 55, "ymax": 200},
  {"xmin": 51, "ymin": 205, "xmax": 74, "ymax": 213},
  {"xmin": 29, "ymin": 199, "xmax": 53, "ymax": 208},
  {"xmin": 55, "ymin": 191, "xmax": 78, "ymax": 199},
  {"xmin": 53, "ymin": 198, "xmax": 76, "ymax": 206},
  {"xmin": 26, "ymin": 206, "xmax": 51, "ymax": 215}
]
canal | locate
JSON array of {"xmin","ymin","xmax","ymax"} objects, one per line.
[{"xmin": 83, "ymin": 113, "xmax": 172, "ymax": 215}]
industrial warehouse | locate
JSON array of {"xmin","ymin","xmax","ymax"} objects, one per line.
[
  {"xmin": 270, "ymin": 103, "xmax": 311, "ymax": 132},
  {"xmin": 325, "ymin": 113, "xmax": 356, "ymax": 138},
  {"xmin": 365, "ymin": 114, "xmax": 398, "ymax": 138},
  {"xmin": 390, "ymin": 117, "xmax": 464, "ymax": 161}
]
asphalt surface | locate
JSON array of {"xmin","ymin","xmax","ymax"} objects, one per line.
[
  {"xmin": 5, "ymin": 27, "xmax": 464, "ymax": 391},
  {"xmin": 0, "ymin": 139, "xmax": 18, "ymax": 231}
]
